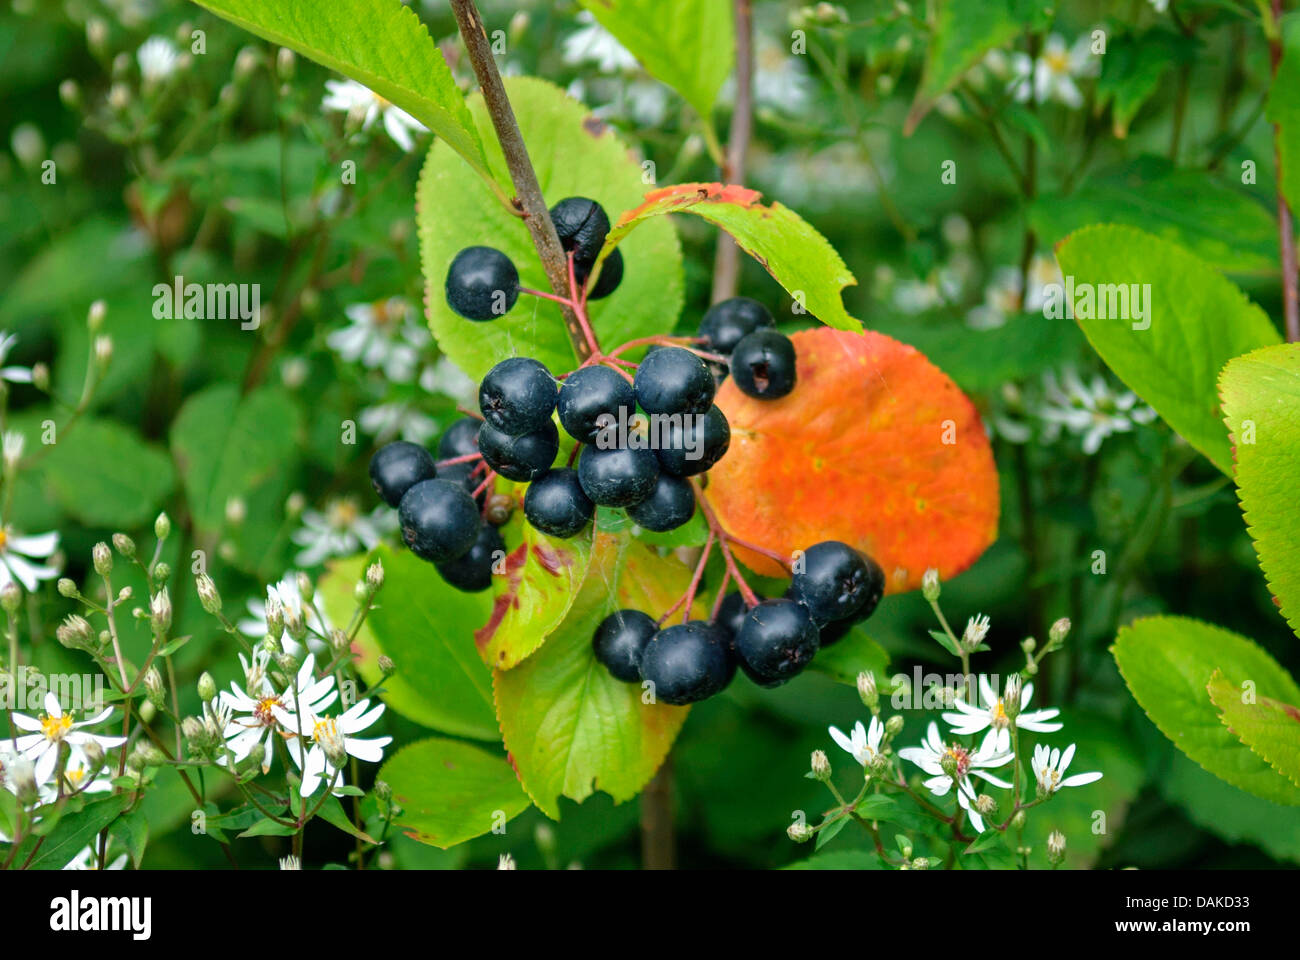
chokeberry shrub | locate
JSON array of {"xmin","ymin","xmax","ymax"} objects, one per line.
[{"xmin": 3, "ymin": 0, "xmax": 1300, "ymax": 883}]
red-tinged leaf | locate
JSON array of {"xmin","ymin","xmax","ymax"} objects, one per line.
[
  {"xmin": 493, "ymin": 533, "xmax": 703, "ymax": 819},
  {"xmin": 599, "ymin": 182, "xmax": 862, "ymax": 332},
  {"xmin": 474, "ymin": 513, "xmax": 594, "ymax": 671},
  {"xmin": 705, "ymin": 327, "xmax": 999, "ymax": 593}
]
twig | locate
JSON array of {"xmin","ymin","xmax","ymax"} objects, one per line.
[
  {"xmin": 449, "ymin": 0, "xmax": 592, "ymax": 360},
  {"xmin": 711, "ymin": 0, "xmax": 754, "ymax": 303},
  {"xmin": 1269, "ymin": 0, "xmax": 1300, "ymax": 341}
]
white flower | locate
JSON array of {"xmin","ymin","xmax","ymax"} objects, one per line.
[
  {"xmin": 0, "ymin": 527, "xmax": 60, "ymax": 593},
  {"xmin": 137, "ymin": 35, "xmax": 179, "ymax": 82},
  {"xmin": 420, "ymin": 357, "xmax": 478, "ymax": 407},
  {"xmin": 11, "ymin": 692, "xmax": 126, "ymax": 788},
  {"xmin": 1149, "ymin": 0, "xmax": 1169, "ymax": 11},
  {"xmin": 1038, "ymin": 367, "xmax": 1157, "ymax": 454},
  {"xmin": 237, "ymin": 572, "xmax": 332, "ymax": 657},
  {"xmin": 326, "ymin": 298, "xmax": 428, "ymax": 382},
  {"xmin": 942, "ymin": 676, "xmax": 1062, "ymax": 752},
  {"xmin": 290, "ymin": 698, "xmax": 392, "ymax": 797},
  {"xmin": 0, "ymin": 331, "xmax": 33, "ymax": 384},
  {"xmin": 828, "ymin": 717, "xmax": 885, "ymax": 768},
  {"xmin": 47, "ymin": 744, "xmax": 115, "ymax": 802},
  {"xmin": 291, "ymin": 498, "xmax": 394, "ymax": 568},
  {"xmin": 358, "ymin": 403, "xmax": 438, "ymax": 445},
  {"xmin": 962, "ymin": 613, "xmax": 991, "ymax": 649},
  {"xmin": 749, "ymin": 36, "xmax": 811, "ymax": 114},
  {"xmin": 966, "ymin": 256, "xmax": 1062, "ymax": 330},
  {"xmin": 62, "ymin": 844, "xmax": 128, "ymax": 871},
  {"xmin": 562, "ymin": 11, "xmax": 638, "ymax": 74},
  {"xmin": 321, "ymin": 79, "xmax": 428, "ymax": 152},
  {"xmin": 898, "ymin": 722, "xmax": 1013, "ymax": 833},
  {"xmin": 219, "ymin": 653, "xmax": 338, "ymax": 774},
  {"xmin": 1031, "ymin": 742, "xmax": 1103, "ymax": 794},
  {"xmin": 1008, "ymin": 34, "xmax": 1098, "ymax": 109}
]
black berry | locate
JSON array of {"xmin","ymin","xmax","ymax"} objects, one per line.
[
  {"xmin": 557, "ymin": 365, "xmax": 634, "ymax": 444},
  {"xmin": 523, "ymin": 468, "xmax": 594, "ymax": 538},
  {"xmin": 714, "ymin": 590, "xmax": 760, "ymax": 644},
  {"xmin": 550, "ymin": 196, "xmax": 611, "ymax": 269},
  {"xmin": 438, "ymin": 461, "xmax": 485, "ymax": 505},
  {"xmin": 627, "ymin": 473, "xmax": 696, "ymax": 532},
  {"xmin": 734, "ymin": 599, "xmax": 820, "ymax": 687},
  {"xmin": 438, "ymin": 417, "xmax": 482, "ymax": 460},
  {"xmin": 445, "ymin": 247, "xmax": 519, "ymax": 321},
  {"xmin": 640, "ymin": 620, "xmax": 733, "ymax": 705},
  {"xmin": 654, "ymin": 405, "xmax": 730, "ymax": 477},
  {"xmin": 478, "ymin": 420, "xmax": 559, "ymax": 482},
  {"xmin": 577, "ymin": 445, "xmax": 659, "ymax": 507},
  {"xmin": 479, "ymin": 357, "xmax": 557, "ymax": 436},
  {"xmin": 587, "ymin": 248, "xmax": 623, "ymax": 300},
  {"xmin": 698, "ymin": 297, "xmax": 774, "ymax": 354},
  {"xmin": 790, "ymin": 541, "xmax": 885, "ymax": 624},
  {"xmin": 731, "ymin": 329, "xmax": 796, "ymax": 399},
  {"xmin": 369, "ymin": 441, "xmax": 436, "ymax": 508},
  {"xmin": 592, "ymin": 609, "xmax": 657, "ymax": 683},
  {"xmin": 634, "ymin": 347, "xmax": 715, "ymax": 416},
  {"xmin": 435, "ymin": 524, "xmax": 504, "ymax": 593},
  {"xmin": 398, "ymin": 478, "xmax": 481, "ymax": 563}
]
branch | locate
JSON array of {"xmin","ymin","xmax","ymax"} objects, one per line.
[
  {"xmin": 448, "ymin": 0, "xmax": 593, "ymax": 360},
  {"xmin": 1269, "ymin": 0, "xmax": 1300, "ymax": 341},
  {"xmin": 710, "ymin": 0, "xmax": 754, "ymax": 304}
]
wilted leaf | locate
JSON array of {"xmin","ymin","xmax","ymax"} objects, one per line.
[{"xmin": 706, "ymin": 327, "xmax": 999, "ymax": 592}]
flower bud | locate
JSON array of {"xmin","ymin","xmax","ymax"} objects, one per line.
[
  {"xmin": 910, "ymin": 856, "xmax": 931, "ymax": 870},
  {"xmin": 112, "ymin": 532, "xmax": 135, "ymax": 558},
  {"xmin": 330, "ymin": 628, "xmax": 350, "ymax": 654},
  {"xmin": 1048, "ymin": 617, "xmax": 1071, "ymax": 649},
  {"xmin": 1003, "ymin": 674, "xmax": 1023, "ymax": 720},
  {"xmin": 961, "ymin": 613, "xmax": 991, "ymax": 652},
  {"xmin": 857, "ymin": 671, "xmax": 878, "ymax": 710},
  {"xmin": 940, "ymin": 751, "xmax": 959, "ymax": 780},
  {"xmin": 154, "ymin": 512, "xmax": 171, "ymax": 540},
  {"xmin": 374, "ymin": 780, "xmax": 393, "ymax": 803},
  {"xmin": 921, "ymin": 568, "xmax": 940, "ymax": 602},
  {"xmin": 378, "ymin": 655, "xmax": 395, "ymax": 677},
  {"xmin": 196, "ymin": 573, "xmax": 221, "ymax": 615},
  {"xmin": 80, "ymin": 740, "xmax": 106, "ymax": 779},
  {"xmin": 10, "ymin": 758, "xmax": 38, "ymax": 805},
  {"xmin": 0, "ymin": 581, "xmax": 21, "ymax": 614},
  {"xmin": 143, "ymin": 666, "xmax": 166, "ymax": 708},
  {"xmin": 138, "ymin": 699, "xmax": 156, "ymax": 724},
  {"xmin": 92, "ymin": 541, "xmax": 112, "ymax": 576},
  {"xmin": 57, "ymin": 578, "xmax": 79, "ymax": 599},
  {"xmin": 1010, "ymin": 810, "xmax": 1027, "ymax": 830},
  {"xmin": 885, "ymin": 715, "xmax": 905, "ymax": 739},
  {"xmin": 181, "ymin": 715, "xmax": 205, "ymax": 750},
  {"xmin": 810, "ymin": 750, "xmax": 831, "ymax": 782},
  {"xmin": 265, "ymin": 593, "xmax": 285, "ymax": 642},
  {"xmin": 225, "ymin": 496, "xmax": 247, "ymax": 526},
  {"xmin": 787, "ymin": 821, "xmax": 813, "ymax": 843},
  {"xmin": 353, "ymin": 581, "xmax": 369, "ymax": 605},
  {"xmin": 245, "ymin": 742, "xmax": 266, "ymax": 773},
  {"xmin": 1047, "ymin": 829, "xmax": 1066, "ymax": 865},
  {"xmin": 296, "ymin": 570, "xmax": 314, "ymax": 604},
  {"xmin": 153, "ymin": 562, "xmax": 171, "ymax": 585},
  {"xmin": 1021, "ymin": 636, "xmax": 1036, "ymax": 654},
  {"xmin": 365, "ymin": 561, "xmax": 385, "ymax": 593},
  {"xmin": 276, "ymin": 47, "xmax": 296, "ymax": 79},
  {"xmin": 86, "ymin": 17, "xmax": 108, "ymax": 56},
  {"xmin": 31, "ymin": 363, "xmax": 49, "ymax": 391},
  {"xmin": 117, "ymin": 586, "xmax": 133, "ymax": 603},
  {"xmin": 974, "ymin": 793, "xmax": 997, "ymax": 816},
  {"xmin": 284, "ymin": 605, "xmax": 307, "ymax": 642},
  {"xmin": 197, "ymin": 671, "xmax": 217, "ymax": 703},
  {"xmin": 94, "ymin": 334, "xmax": 113, "ymax": 368},
  {"xmin": 56, "ymin": 614, "xmax": 95, "ymax": 650},
  {"xmin": 150, "ymin": 588, "xmax": 172, "ymax": 634}
]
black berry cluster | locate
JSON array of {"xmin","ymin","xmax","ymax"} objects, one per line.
[
  {"xmin": 370, "ymin": 195, "xmax": 810, "ymax": 638},
  {"xmin": 594, "ymin": 540, "xmax": 886, "ymax": 704}
]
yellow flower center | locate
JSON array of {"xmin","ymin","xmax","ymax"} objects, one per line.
[
  {"xmin": 0, "ymin": 529, "xmax": 8, "ymax": 550},
  {"xmin": 313, "ymin": 717, "xmax": 339, "ymax": 744},
  {"xmin": 990, "ymin": 697, "xmax": 1010, "ymax": 730},
  {"xmin": 253, "ymin": 696, "xmax": 282, "ymax": 727},
  {"xmin": 1045, "ymin": 50, "xmax": 1069, "ymax": 74},
  {"xmin": 41, "ymin": 712, "xmax": 74, "ymax": 742},
  {"xmin": 328, "ymin": 498, "xmax": 360, "ymax": 529}
]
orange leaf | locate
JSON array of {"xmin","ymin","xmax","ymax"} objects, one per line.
[{"xmin": 705, "ymin": 327, "xmax": 999, "ymax": 593}]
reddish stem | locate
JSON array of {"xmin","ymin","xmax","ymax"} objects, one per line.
[
  {"xmin": 456, "ymin": 405, "xmax": 484, "ymax": 421},
  {"xmin": 659, "ymin": 533, "xmax": 714, "ymax": 625},
  {"xmin": 566, "ymin": 253, "xmax": 603, "ymax": 356},
  {"xmin": 436, "ymin": 452, "xmax": 483, "ymax": 468},
  {"xmin": 692, "ymin": 480, "xmax": 761, "ymax": 606},
  {"xmin": 472, "ymin": 470, "xmax": 497, "ymax": 500},
  {"xmin": 607, "ymin": 335, "xmax": 707, "ymax": 358},
  {"xmin": 710, "ymin": 570, "xmax": 732, "ymax": 620},
  {"xmin": 518, "ymin": 286, "xmax": 575, "ymax": 307}
]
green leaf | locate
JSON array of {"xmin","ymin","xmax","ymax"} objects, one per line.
[
  {"xmin": 189, "ymin": 0, "xmax": 490, "ymax": 182},
  {"xmin": 964, "ymin": 829, "xmax": 1003, "ymax": 855},
  {"xmin": 1220, "ymin": 344, "xmax": 1300, "ymax": 637},
  {"xmin": 1095, "ymin": 28, "xmax": 1189, "ymax": 138},
  {"xmin": 784, "ymin": 849, "xmax": 885, "ymax": 869},
  {"xmin": 474, "ymin": 508, "xmax": 594, "ymax": 671},
  {"xmin": 1209, "ymin": 670, "xmax": 1300, "ymax": 789},
  {"xmin": 169, "ymin": 383, "xmax": 301, "ymax": 565},
  {"xmin": 810, "ymin": 629, "xmax": 890, "ymax": 686},
  {"xmin": 16, "ymin": 794, "xmax": 131, "ymax": 870},
  {"xmin": 814, "ymin": 813, "xmax": 849, "ymax": 850},
  {"xmin": 1162, "ymin": 751, "xmax": 1300, "ymax": 864},
  {"xmin": 1111, "ymin": 615, "xmax": 1300, "ymax": 805},
  {"xmin": 107, "ymin": 808, "xmax": 149, "ymax": 869},
  {"xmin": 316, "ymin": 797, "xmax": 380, "ymax": 844},
  {"xmin": 238, "ymin": 817, "xmax": 299, "ymax": 838},
  {"xmin": 418, "ymin": 76, "xmax": 683, "ymax": 381},
  {"xmin": 1267, "ymin": 13, "xmax": 1300, "ymax": 212},
  {"xmin": 322, "ymin": 546, "xmax": 499, "ymax": 741},
  {"xmin": 1030, "ymin": 158, "xmax": 1280, "ymax": 276},
  {"xmin": 380, "ymin": 737, "xmax": 530, "ymax": 849},
  {"xmin": 576, "ymin": 0, "xmax": 734, "ymax": 121},
  {"xmin": 905, "ymin": 0, "xmax": 1052, "ymax": 134},
  {"xmin": 43, "ymin": 418, "xmax": 177, "ymax": 528},
  {"xmin": 602, "ymin": 182, "xmax": 861, "ymax": 331},
  {"xmin": 854, "ymin": 794, "xmax": 898, "ymax": 819},
  {"xmin": 493, "ymin": 533, "xmax": 698, "ymax": 818},
  {"xmin": 1054, "ymin": 225, "xmax": 1282, "ymax": 475}
]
